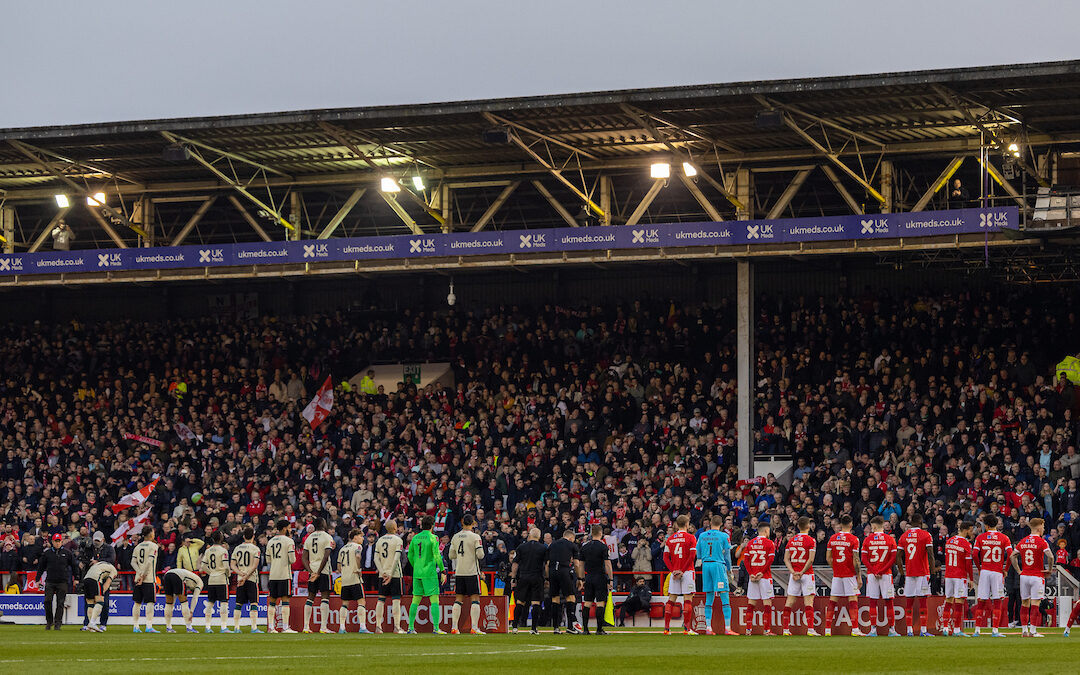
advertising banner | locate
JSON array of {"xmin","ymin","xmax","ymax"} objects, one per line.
[{"xmin": 0, "ymin": 207, "xmax": 1018, "ymax": 277}]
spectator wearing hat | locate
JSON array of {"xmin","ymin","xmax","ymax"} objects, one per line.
[
  {"xmin": 177, "ymin": 532, "xmax": 204, "ymax": 572},
  {"xmin": 38, "ymin": 533, "xmax": 77, "ymax": 629}
]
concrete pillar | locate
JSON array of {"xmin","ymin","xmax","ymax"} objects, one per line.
[
  {"xmin": 880, "ymin": 160, "xmax": 894, "ymax": 214},
  {"xmin": 1, "ymin": 206, "xmax": 14, "ymax": 254},
  {"xmin": 440, "ymin": 183, "xmax": 452, "ymax": 233},
  {"xmin": 737, "ymin": 259, "xmax": 755, "ymax": 479},
  {"xmin": 290, "ymin": 192, "xmax": 302, "ymax": 240},
  {"xmin": 600, "ymin": 176, "xmax": 612, "ymax": 226},
  {"xmin": 736, "ymin": 168, "xmax": 754, "ymax": 220}
]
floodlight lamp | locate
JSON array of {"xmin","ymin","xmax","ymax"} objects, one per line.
[
  {"xmin": 86, "ymin": 192, "xmax": 106, "ymax": 206},
  {"xmin": 381, "ymin": 177, "xmax": 401, "ymax": 193},
  {"xmin": 650, "ymin": 162, "xmax": 670, "ymax": 179},
  {"xmin": 682, "ymin": 162, "xmax": 697, "ymax": 177},
  {"xmin": 411, "ymin": 176, "xmax": 425, "ymax": 191},
  {"xmin": 54, "ymin": 194, "xmax": 70, "ymax": 208}
]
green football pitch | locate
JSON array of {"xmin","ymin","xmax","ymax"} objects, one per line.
[{"xmin": 1, "ymin": 626, "xmax": 1076, "ymax": 673}]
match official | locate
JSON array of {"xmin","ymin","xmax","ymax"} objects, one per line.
[
  {"xmin": 577, "ymin": 524, "xmax": 612, "ymax": 636},
  {"xmin": 512, "ymin": 527, "xmax": 547, "ymax": 634},
  {"xmin": 547, "ymin": 529, "xmax": 581, "ymax": 634}
]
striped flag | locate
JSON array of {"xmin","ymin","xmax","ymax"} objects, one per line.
[
  {"xmin": 301, "ymin": 375, "xmax": 334, "ymax": 429},
  {"xmin": 111, "ymin": 506, "xmax": 153, "ymax": 543},
  {"xmin": 110, "ymin": 477, "xmax": 159, "ymax": 514}
]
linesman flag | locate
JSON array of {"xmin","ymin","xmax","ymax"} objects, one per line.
[
  {"xmin": 302, "ymin": 375, "xmax": 334, "ymax": 429},
  {"xmin": 110, "ymin": 477, "xmax": 159, "ymax": 514},
  {"xmin": 111, "ymin": 507, "xmax": 153, "ymax": 543}
]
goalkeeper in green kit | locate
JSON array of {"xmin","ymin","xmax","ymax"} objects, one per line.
[{"xmin": 407, "ymin": 515, "xmax": 448, "ymax": 634}]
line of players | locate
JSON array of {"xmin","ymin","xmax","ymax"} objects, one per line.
[
  {"xmin": 74, "ymin": 509, "xmax": 1057, "ymax": 637},
  {"xmin": 80, "ymin": 514, "xmax": 491, "ymax": 634},
  {"xmin": 736, "ymin": 512, "xmax": 1054, "ymax": 637}
]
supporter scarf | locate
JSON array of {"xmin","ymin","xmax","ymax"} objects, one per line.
[{"xmin": 124, "ymin": 433, "xmax": 164, "ymax": 448}]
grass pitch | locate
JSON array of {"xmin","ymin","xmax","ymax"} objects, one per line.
[{"xmin": 0, "ymin": 626, "xmax": 1076, "ymax": 674}]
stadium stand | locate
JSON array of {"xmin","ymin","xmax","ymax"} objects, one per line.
[{"xmin": 3, "ymin": 284, "xmax": 1080, "ymax": 597}]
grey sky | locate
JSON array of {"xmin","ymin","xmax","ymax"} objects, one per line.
[{"xmin": 5, "ymin": 0, "xmax": 1078, "ymax": 129}]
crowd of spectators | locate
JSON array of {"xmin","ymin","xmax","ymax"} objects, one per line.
[{"xmin": 3, "ymin": 287, "xmax": 1080, "ymax": 597}]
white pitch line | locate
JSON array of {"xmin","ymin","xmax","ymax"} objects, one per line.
[{"xmin": 0, "ymin": 644, "xmax": 566, "ymax": 664}]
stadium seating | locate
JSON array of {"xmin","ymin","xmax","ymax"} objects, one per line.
[{"xmin": 2, "ymin": 287, "xmax": 1080, "ymax": 592}]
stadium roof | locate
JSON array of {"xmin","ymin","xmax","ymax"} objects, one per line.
[{"xmin": 1, "ymin": 60, "xmax": 1078, "ymax": 249}]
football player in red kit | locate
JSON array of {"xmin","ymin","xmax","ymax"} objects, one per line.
[
  {"xmin": 662, "ymin": 514, "xmax": 698, "ymax": 636},
  {"xmin": 897, "ymin": 513, "xmax": 936, "ymax": 636},
  {"xmin": 1012, "ymin": 518, "xmax": 1052, "ymax": 638},
  {"xmin": 781, "ymin": 517, "xmax": 819, "ymax": 637},
  {"xmin": 825, "ymin": 515, "xmax": 865, "ymax": 636},
  {"xmin": 742, "ymin": 523, "xmax": 777, "ymax": 636},
  {"xmin": 942, "ymin": 521, "xmax": 975, "ymax": 636},
  {"xmin": 973, "ymin": 514, "xmax": 1012, "ymax": 637},
  {"xmin": 861, "ymin": 516, "xmax": 899, "ymax": 637}
]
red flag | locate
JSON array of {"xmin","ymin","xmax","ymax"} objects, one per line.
[
  {"xmin": 111, "ymin": 478, "xmax": 159, "ymax": 514},
  {"xmin": 302, "ymin": 375, "xmax": 334, "ymax": 429},
  {"xmin": 23, "ymin": 571, "xmax": 41, "ymax": 593}
]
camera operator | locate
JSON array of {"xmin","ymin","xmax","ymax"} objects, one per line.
[
  {"xmin": 50, "ymin": 221, "xmax": 75, "ymax": 251},
  {"xmin": 80, "ymin": 532, "xmax": 116, "ymax": 631}
]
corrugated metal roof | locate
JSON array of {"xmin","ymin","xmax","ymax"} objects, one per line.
[{"xmin": 3, "ymin": 60, "xmax": 1079, "ymax": 244}]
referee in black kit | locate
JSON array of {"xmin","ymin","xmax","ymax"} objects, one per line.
[
  {"xmin": 577, "ymin": 524, "xmax": 612, "ymax": 635},
  {"xmin": 547, "ymin": 529, "xmax": 582, "ymax": 634},
  {"xmin": 512, "ymin": 527, "xmax": 547, "ymax": 634}
]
